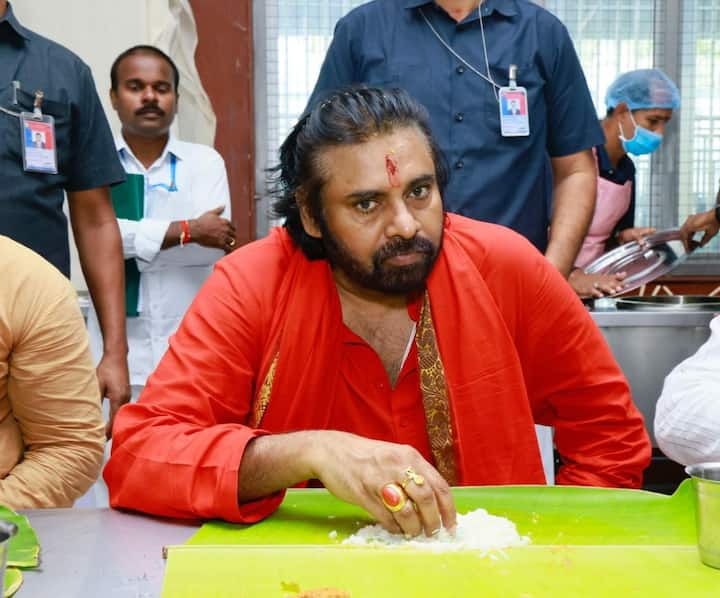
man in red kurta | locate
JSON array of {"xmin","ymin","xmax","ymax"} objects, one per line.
[{"xmin": 106, "ymin": 87, "xmax": 650, "ymax": 538}]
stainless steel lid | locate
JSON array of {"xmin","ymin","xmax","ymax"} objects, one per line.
[
  {"xmin": 584, "ymin": 228, "xmax": 692, "ymax": 296},
  {"xmin": 615, "ymin": 295, "xmax": 720, "ymax": 311}
]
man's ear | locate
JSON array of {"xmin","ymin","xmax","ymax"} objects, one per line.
[
  {"xmin": 109, "ymin": 89, "xmax": 118, "ymax": 111},
  {"xmin": 296, "ymin": 188, "xmax": 322, "ymax": 239}
]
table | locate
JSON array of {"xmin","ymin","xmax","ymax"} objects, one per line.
[
  {"xmin": 16, "ymin": 484, "xmax": 720, "ymax": 597},
  {"xmin": 18, "ymin": 508, "xmax": 198, "ymax": 597}
]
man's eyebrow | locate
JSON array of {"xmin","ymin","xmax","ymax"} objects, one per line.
[
  {"xmin": 346, "ymin": 189, "xmax": 384, "ymax": 201},
  {"xmin": 344, "ymin": 174, "xmax": 436, "ymax": 201}
]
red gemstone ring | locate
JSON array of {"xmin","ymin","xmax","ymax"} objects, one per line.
[{"xmin": 380, "ymin": 482, "xmax": 407, "ymax": 513}]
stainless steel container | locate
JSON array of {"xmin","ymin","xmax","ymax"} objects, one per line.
[
  {"xmin": 591, "ymin": 304, "xmax": 715, "ymax": 445},
  {"xmin": 586, "ymin": 231, "xmax": 719, "ymax": 454},
  {"xmin": 616, "ymin": 295, "xmax": 720, "ymax": 311}
]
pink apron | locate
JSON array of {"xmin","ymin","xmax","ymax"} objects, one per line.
[{"xmin": 575, "ymin": 166, "xmax": 633, "ymax": 269}]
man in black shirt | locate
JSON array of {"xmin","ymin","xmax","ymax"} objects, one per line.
[{"xmin": 0, "ymin": 1, "xmax": 130, "ymax": 433}]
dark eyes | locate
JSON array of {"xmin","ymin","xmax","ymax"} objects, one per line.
[
  {"xmin": 353, "ymin": 184, "xmax": 431, "ymax": 214},
  {"xmin": 409, "ymin": 185, "xmax": 430, "ymax": 199},
  {"xmin": 354, "ymin": 199, "xmax": 378, "ymax": 213}
]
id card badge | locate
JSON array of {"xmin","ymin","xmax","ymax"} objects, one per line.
[
  {"xmin": 498, "ymin": 86, "xmax": 530, "ymax": 137},
  {"xmin": 20, "ymin": 112, "xmax": 58, "ymax": 174}
]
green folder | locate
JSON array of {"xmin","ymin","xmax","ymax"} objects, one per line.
[{"xmin": 110, "ymin": 174, "xmax": 144, "ymax": 317}]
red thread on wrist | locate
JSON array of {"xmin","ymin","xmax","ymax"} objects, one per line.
[{"xmin": 181, "ymin": 220, "xmax": 191, "ymax": 244}]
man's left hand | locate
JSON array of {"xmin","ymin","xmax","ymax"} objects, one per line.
[{"xmin": 96, "ymin": 353, "xmax": 131, "ymax": 438}]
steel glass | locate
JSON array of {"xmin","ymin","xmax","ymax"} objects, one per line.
[{"xmin": 685, "ymin": 462, "xmax": 720, "ymax": 568}]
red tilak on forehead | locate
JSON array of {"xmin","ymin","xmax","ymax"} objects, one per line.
[{"xmin": 385, "ymin": 154, "xmax": 400, "ymax": 187}]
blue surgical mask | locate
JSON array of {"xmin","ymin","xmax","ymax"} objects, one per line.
[{"xmin": 618, "ymin": 111, "xmax": 662, "ymax": 156}]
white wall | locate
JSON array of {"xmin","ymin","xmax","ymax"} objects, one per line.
[{"xmin": 12, "ymin": 0, "xmax": 215, "ymax": 289}]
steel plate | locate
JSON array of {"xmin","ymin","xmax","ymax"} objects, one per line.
[{"xmin": 584, "ymin": 228, "xmax": 692, "ymax": 296}]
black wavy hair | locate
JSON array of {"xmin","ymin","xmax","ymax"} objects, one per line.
[
  {"xmin": 110, "ymin": 45, "xmax": 180, "ymax": 92},
  {"xmin": 269, "ymin": 86, "xmax": 449, "ymax": 260}
]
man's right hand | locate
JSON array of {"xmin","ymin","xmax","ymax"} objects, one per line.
[
  {"xmin": 189, "ymin": 206, "xmax": 237, "ymax": 252},
  {"xmin": 237, "ymin": 430, "xmax": 457, "ymax": 538},
  {"xmin": 307, "ymin": 431, "xmax": 457, "ymax": 538},
  {"xmin": 96, "ymin": 352, "xmax": 131, "ymax": 438}
]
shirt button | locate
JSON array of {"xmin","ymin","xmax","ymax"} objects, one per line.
[
  {"xmin": 456, "ymin": 66, "xmax": 465, "ymax": 74},
  {"xmin": 455, "ymin": 160, "xmax": 464, "ymax": 169},
  {"xmin": 608, "ymin": 169, "xmax": 614, "ymax": 174},
  {"xmin": 455, "ymin": 112, "xmax": 464, "ymax": 122}
]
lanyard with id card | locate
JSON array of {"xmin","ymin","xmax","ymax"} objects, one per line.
[
  {"xmin": 417, "ymin": 7, "xmax": 531, "ymax": 139},
  {"xmin": 20, "ymin": 90, "xmax": 58, "ymax": 174},
  {"xmin": 499, "ymin": 65, "xmax": 530, "ymax": 137}
]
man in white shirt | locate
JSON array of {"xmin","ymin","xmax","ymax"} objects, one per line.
[
  {"xmin": 655, "ymin": 316, "xmax": 720, "ymax": 465},
  {"xmin": 87, "ymin": 45, "xmax": 234, "ymax": 403}
]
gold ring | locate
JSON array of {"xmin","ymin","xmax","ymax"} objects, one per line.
[
  {"xmin": 380, "ymin": 482, "xmax": 407, "ymax": 513},
  {"xmin": 400, "ymin": 466, "xmax": 425, "ymax": 489},
  {"xmin": 228, "ymin": 238, "xmax": 236, "ymax": 247}
]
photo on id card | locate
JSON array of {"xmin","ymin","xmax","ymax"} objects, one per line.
[
  {"xmin": 21, "ymin": 113, "xmax": 58, "ymax": 174},
  {"xmin": 498, "ymin": 87, "xmax": 530, "ymax": 137}
]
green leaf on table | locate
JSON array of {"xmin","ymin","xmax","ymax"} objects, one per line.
[
  {"xmin": 3, "ymin": 568, "xmax": 22, "ymax": 598},
  {"xmin": 0, "ymin": 506, "xmax": 39, "ymax": 568}
]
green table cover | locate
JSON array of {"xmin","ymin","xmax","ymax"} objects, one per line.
[{"xmin": 163, "ymin": 481, "xmax": 719, "ymax": 597}]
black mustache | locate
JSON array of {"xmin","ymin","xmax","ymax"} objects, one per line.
[
  {"xmin": 376, "ymin": 236, "xmax": 434, "ymax": 262},
  {"xmin": 136, "ymin": 105, "xmax": 165, "ymax": 116}
]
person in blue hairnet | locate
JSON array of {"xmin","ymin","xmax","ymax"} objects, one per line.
[{"xmin": 568, "ymin": 68, "xmax": 720, "ymax": 298}]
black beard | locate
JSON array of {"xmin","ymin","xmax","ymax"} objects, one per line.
[{"xmin": 319, "ymin": 218, "xmax": 441, "ymax": 295}]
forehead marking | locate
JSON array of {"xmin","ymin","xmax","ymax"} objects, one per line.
[{"xmin": 385, "ymin": 152, "xmax": 400, "ymax": 188}]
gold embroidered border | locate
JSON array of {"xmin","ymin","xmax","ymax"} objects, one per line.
[
  {"xmin": 252, "ymin": 354, "xmax": 278, "ymax": 427},
  {"xmin": 416, "ymin": 292, "xmax": 457, "ymax": 485}
]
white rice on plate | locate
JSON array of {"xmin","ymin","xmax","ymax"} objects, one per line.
[{"xmin": 342, "ymin": 508, "xmax": 529, "ymax": 552}]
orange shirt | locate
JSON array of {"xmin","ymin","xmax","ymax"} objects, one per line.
[
  {"xmin": 328, "ymin": 317, "xmax": 431, "ymax": 457},
  {"xmin": 106, "ymin": 216, "xmax": 650, "ymax": 522}
]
